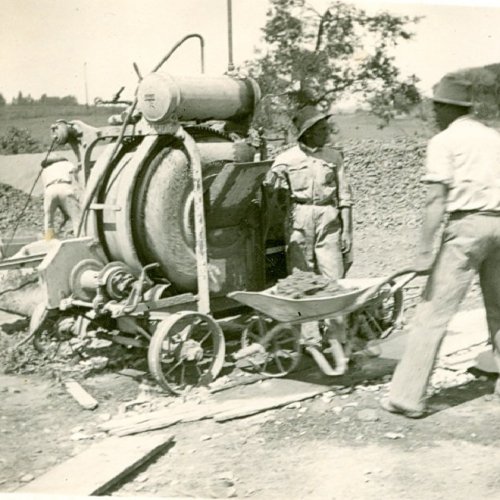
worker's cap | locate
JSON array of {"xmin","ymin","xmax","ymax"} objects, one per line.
[
  {"xmin": 40, "ymin": 152, "xmax": 67, "ymax": 168},
  {"xmin": 293, "ymin": 106, "xmax": 332, "ymax": 139},
  {"xmin": 432, "ymin": 75, "xmax": 473, "ymax": 107}
]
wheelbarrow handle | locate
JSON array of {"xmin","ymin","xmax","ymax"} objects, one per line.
[
  {"xmin": 385, "ymin": 268, "xmax": 419, "ymax": 292},
  {"xmin": 353, "ymin": 268, "xmax": 419, "ymax": 309}
]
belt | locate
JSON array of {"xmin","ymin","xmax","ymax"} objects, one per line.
[
  {"xmin": 448, "ymin": 210, "xmax": 500, "ymax": 220},
  {"xmin": 46, "ymin": 180, "xmax": 71, "ymax": 188},
  {"xmin": 292, "ymin": 199, "xmax": 336, "ymax": 207}
]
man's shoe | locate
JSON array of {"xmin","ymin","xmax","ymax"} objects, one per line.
[{"xmin": 380, "ymin": 398, "xmax": 425, "ymax": 419}]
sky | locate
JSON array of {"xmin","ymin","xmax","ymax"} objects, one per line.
[{"xmin": 1, "ymin": 0, "xmax": 500, "ymax": 104}]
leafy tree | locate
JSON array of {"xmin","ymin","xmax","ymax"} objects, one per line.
[
  {"xmin": 13, "ymin": 91, "xmax": 34, "ymax": 106},
  {"xmin": 244, "ymin": 0, "xmax": 421, "ymax": 131},
  {"xmin": 0, "ymin": 93, "xmax": 6, "ymax": 107}
]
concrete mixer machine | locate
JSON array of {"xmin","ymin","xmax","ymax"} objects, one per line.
[{"xmin": 30, "ymin": 45, "xmax": 286, "ymax": 394}]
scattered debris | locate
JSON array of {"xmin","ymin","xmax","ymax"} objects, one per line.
[
  {"xmin": 70, "ymin": 432, "xmax": 93, "ymax": 441},
  {"xmin": 118, "ymin": 368, "xmax": 147, "ymax": 379},
  {"xmin": 384, "ymin": 432, "xmax": 405, "ymax": 440}
]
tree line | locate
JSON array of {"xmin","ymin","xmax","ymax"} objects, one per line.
[{"xmin": 0, "ymin": 91, "xmax": 78, "ymax": 107}]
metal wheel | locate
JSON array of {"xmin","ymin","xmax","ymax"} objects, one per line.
[
  {"xmin": 147, "ymin": 311, "xmax": 225, "ymax": 395},
  {"xmin": 240, "ymin": 322, "xmax": 302, "ymax": 378}
]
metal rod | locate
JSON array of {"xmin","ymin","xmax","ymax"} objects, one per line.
[
  {"xmin": 227, "ymin": 0, "xmax": 235, "ymax": 72},
  {"xmin": 178, "ymin": 129, "xmax": 211, "ymax": 314}
]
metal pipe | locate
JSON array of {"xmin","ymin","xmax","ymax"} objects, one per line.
[
  {"xmin": 153, "ymin": 33, "xmax": 205, "ymax": 74},
  {"xmin": 227, "ymin": 0, "xmax": 235, "ymax": 72}
]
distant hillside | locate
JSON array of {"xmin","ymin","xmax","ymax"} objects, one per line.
[{"xmin": 451, "ymin": 63, "xmax": 500, "ymax": 117}]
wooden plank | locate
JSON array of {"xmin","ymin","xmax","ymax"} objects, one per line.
[
  {"xmin": 214, "ymin": 388, "xmax": 328, "ymax": 422},
  {"xmin": 64, "ymin": 380, "xmax": 99, "ymax": 410},
  {"xmin": 18, "ymin": 433, "xmax": 174, "ymax": 496},
  {"xmin": 103, "ymin": 402, "xmax": 234, "ymax": 437}
]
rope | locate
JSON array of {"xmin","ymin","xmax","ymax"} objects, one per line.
[{"xmin": 4, "ymin": 137, "xmax": 57, "ymax": 253}]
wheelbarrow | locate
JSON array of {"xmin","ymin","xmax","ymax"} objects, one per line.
[{"xmin": 229, "ymin": 269, "xmax": 417, "ymax": 377}]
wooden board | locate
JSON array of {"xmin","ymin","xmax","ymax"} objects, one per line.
[{"xmin": 18, "ymin": 433, "xmax": 173, "ymax": 496}]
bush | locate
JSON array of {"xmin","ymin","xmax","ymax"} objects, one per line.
[{"xmin": 0, "ymin": 126, "xmax": 43, "ymax": 154}]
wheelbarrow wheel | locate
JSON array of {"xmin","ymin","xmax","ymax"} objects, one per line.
[
  {"xmin": 148, "ymin": 311, "xmax": 225, "ymax": 395},
  {"xmin": 352, "ymin": 284, "xmax": 404, "ymax": 341},
  {"xmin": 239, "ymin": 323, "xmax": 302, "ymax": 378},
  {"xmin": 240, "ymin": 316, "xmax": 271, "ymax": 348}
]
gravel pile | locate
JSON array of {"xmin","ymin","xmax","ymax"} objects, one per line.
[
  {"xmin": 0, "ymin": 183, "xmax": 43, "ymax": 233},
  {"xmin": 344, "ymin": 137, "xmax": 427, "ymax": 229}
]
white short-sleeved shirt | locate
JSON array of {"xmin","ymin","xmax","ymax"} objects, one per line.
[
  {"xmin": 423, "ymin": 116, "xmax": 500, "ymax": 212},
  {"xmin": 41, "ymin": 160, "xmax": 77, "ymax": 189}
]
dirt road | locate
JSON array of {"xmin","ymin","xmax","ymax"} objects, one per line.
[{"xmin": 1, "ymin": 362, "xmax": 499, "ymax": 499}]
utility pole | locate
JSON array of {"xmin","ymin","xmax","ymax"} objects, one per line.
[
  {"xmin": 227, "ymin": 0, "xmax": 235, "ymax": 72},
  {"xmin": 83, "ymin": 62, "xmax": 89, "ymax": 109}
]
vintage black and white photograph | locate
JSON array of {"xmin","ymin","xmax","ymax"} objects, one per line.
[{"xmin": 1, "ymin": 0, "xmax": 500, "ymax": 498}]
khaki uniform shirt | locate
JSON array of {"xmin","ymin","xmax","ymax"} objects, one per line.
[
  {"xmin": 264, "ymin": 143, "xmax": 353, "ymax": 207},
  {"xmin": 423, "ymin": 116, "xmax": 500, "ymax": 212}
]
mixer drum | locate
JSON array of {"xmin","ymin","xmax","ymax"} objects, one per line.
[{"xmin": 97, "ymin": 136, "xmax": 259, "ymax": 293}]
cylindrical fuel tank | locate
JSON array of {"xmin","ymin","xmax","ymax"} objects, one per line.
[
  {"xmin": 95, "ymin": 134, "xmax": 261, "ymax": 293},
  {"xmin": 137, "ymin": 73, "xmax": 260, "ymax": 123}
]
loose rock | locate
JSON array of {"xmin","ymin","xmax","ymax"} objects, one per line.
[{"xmin": 357, "ymin": 409, "xmax": 380, "ymax": 422}]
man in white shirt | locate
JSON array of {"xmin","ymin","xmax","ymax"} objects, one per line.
[
  {"xmin": 382, "ymin": 75, "xmax": 500, "ymax": 418},
  {"xmin": 40, "ymin": 153, "xmax": 81, "ymax": 239}
]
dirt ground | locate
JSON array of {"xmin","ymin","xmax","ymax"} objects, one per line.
[{"xmin": 1, "ymin": 224, "xmax": 498, "ymax": 499}]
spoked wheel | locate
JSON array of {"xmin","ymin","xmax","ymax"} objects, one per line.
[
  {"xmin": 240, "ymin": 316, "xmax": 271, "ymax": 348},
  {"xmin": 147, "ymin": 311, "xmax": 225, "ymax": 395},
  {"xmin": 353, "ymin": 284, "xmax": 404, "ymax": 341},
  {"xmin": 239, "ymin": 322, "xmax": 302, "ymax": 378}
]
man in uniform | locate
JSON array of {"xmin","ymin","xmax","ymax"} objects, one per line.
[
  {"xmin": 40, "ymin": 152, "xmax": 81, "ymax": 239},
  {"xmin": 264, "ymin": 106, "xmax": 354, "ymax": 373},
  {"xmin": 382, "ymin": 75, "xmax": 500, "ymax": 418}
]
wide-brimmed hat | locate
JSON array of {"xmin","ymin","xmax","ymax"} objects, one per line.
[
  {"xmin": 40, "ymin": 152, "xmax": 67, "ymax": 168},
  {"xmin": 293, "ymin": 106, "xmax": 332, "ymax": 139},
  {"xmin": 432, "ymin": 75, "xmax": 473, "ymax": 107}
]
